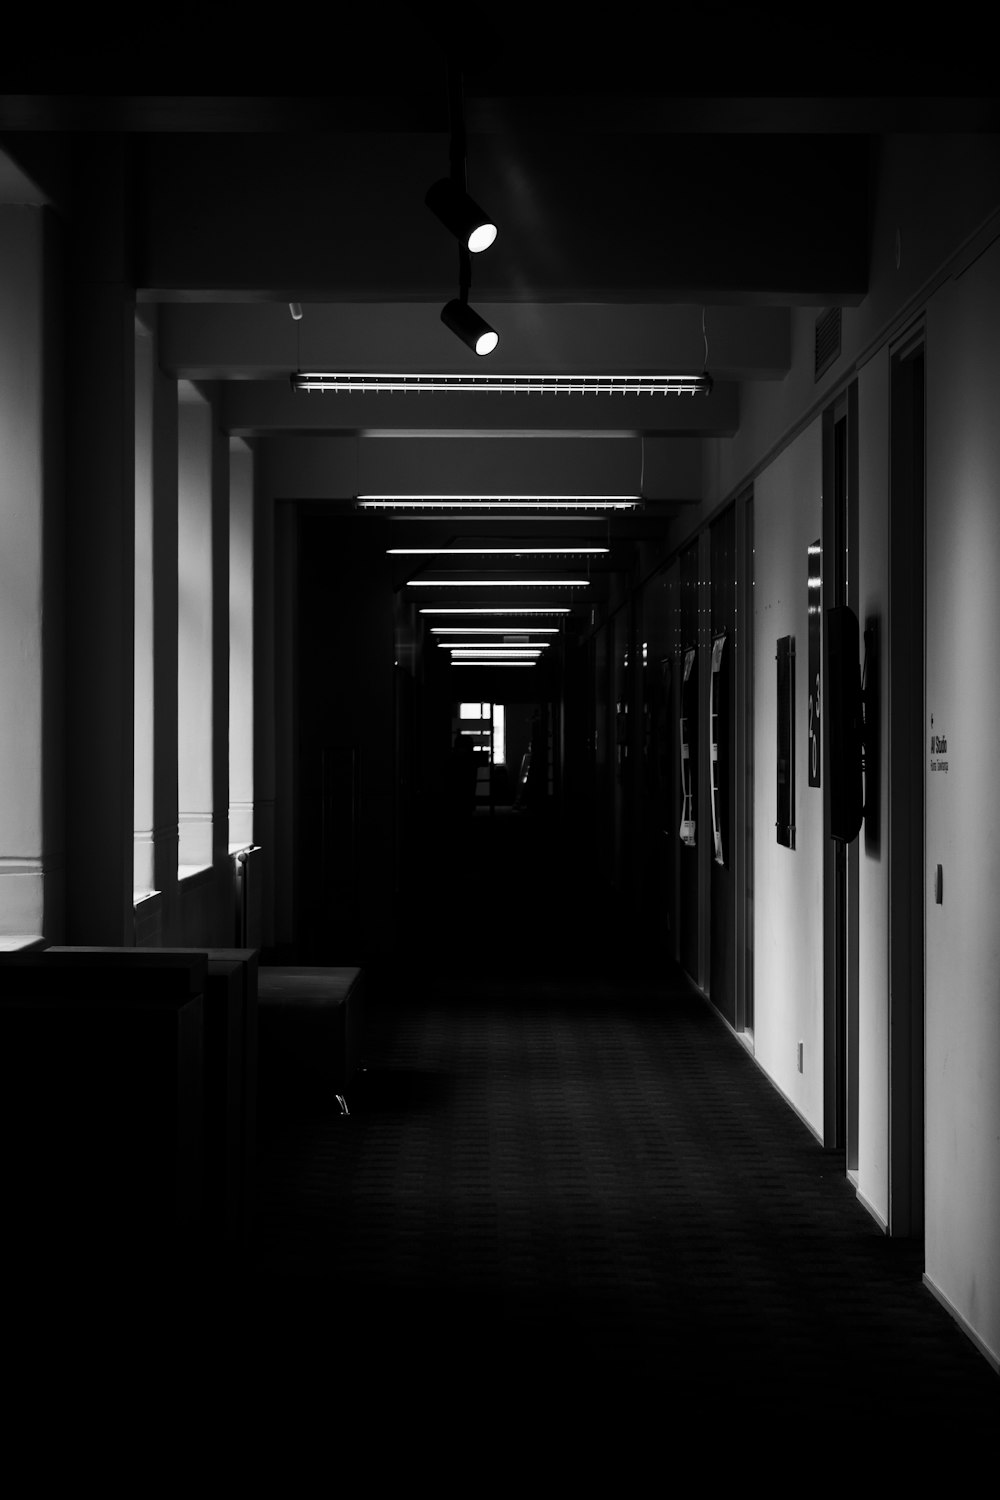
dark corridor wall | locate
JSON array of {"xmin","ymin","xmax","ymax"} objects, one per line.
[{"xmin": 293, "ymin": 511, "xmax": 396, "ymax": 966}]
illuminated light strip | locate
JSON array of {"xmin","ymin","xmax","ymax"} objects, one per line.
[
  {"xmin": 430, "ymin": 626, "xmax": 559, "ymax": 634},
  {"xmin": 449, "ymin": 649, "xmax": 542, "ymax": 657},
  {"xmin": 292, "ymin": 372, "xmax": 712, "ymax": 396},
  {"xmin": 407, "ymin": 579, "xmax": 589, "ymax": 588},
  {"xmin": 420, "ymin": 607, "xmax": 570, "ymax": 615},
  {"xmin": 387, "ymin": 546, "xmax": 608, "ymax": 556},
  {"xmin": 451, "ymin": 660, "xmax": 536, "ymax": 667},
  {"xmin": 438, "ymin": 641, "xmax": 550, "ymax": 650},
  {"xmin": 359, "ymin": 495, "xmax": 640, "ymax": 511}
]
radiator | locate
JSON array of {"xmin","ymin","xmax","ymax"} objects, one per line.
[
  {"xmin": 133, "ymin": 891, "xmax": 163, "ymax": 947},
  {"xmin": 232, "ymin": 846, "xmax": 263, "ymax": 949}
]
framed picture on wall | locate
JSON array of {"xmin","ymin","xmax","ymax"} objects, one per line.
[
  {"xmin": 808, "ymin": 540, "xmax": 821, "ymax": 788},
  {"xmin": 776, "ymin": 635, "xmax": 795, "ymax": 848}
]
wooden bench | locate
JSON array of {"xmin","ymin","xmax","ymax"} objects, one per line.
[{"xmin": 257, "ymin": 966, "xmax": 365, "ymax": 1118}]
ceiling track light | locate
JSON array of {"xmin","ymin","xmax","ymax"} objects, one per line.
[
  {"xmin": 425, "ymin": 179, "xmax": 496, "ymax": 255},
  {"xmin": 428, "ymin": 58, "xmax": 499, "ymax": 358},
  {"xmin": 441, "ymin": 298, "xmax": 499, "ymax": 357}
]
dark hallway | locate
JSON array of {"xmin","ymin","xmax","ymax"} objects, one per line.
[
  {"xmin": 248, "ymin": 809, "xmax": 998, "ymax": 1436},
  {"xmin": 3, "ymin": 64, "xmax": 1000, "ymax": 1463}
]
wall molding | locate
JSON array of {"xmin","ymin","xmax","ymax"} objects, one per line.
[{"xmin": 923, "ymin": 1272, "xmax": 1000, "ymax": 1374}]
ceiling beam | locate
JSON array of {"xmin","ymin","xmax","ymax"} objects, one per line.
[
  {"xmin": 131, "ymin": 133, "xmax": 869, "ymax": 305},
  {"xmin": 257, "ymin": 434, "xmax": 702, "ymax": 504},
  {"xmin": 158, "ymin": 301, "xmax": 790, "ymax": 381}
]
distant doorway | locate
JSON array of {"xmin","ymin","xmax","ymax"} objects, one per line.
[{"xmin": 450, "ymin": 699, "xmax": 543, "ymax": 813}]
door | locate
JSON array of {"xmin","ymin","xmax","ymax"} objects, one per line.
[{"xmin": 888, "ymin": 334, "xmax": 926, "ymax": 1237}]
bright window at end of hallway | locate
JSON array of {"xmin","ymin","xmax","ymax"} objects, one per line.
[
  {"xmin": 492, "ymin": 703, "xmax": 505, "ymax": 765},
  {"xmin": 458, "ymin": 702, "xmax": 504, "ymax": 764}
]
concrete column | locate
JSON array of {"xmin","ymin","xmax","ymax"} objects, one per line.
[
  {"xmin": 0, "ymin": 205, "xmax": 64, "ymax": 944},
  {"xmin": 65, "ymin": 139, "xmax": 136, "ymax": 944}
]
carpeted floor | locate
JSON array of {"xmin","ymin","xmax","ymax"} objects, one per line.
[{"xmin": 247, "ymin": 811, "xmax": 998, "ymax": 1440}]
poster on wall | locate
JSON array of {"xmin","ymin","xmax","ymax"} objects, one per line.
[
  {"xmin": 776, "ymin": 635, "xmax": 795, "ymax": 848},
  {"xmin": 711, "ymin": 634, "xmax": 726, "ymax": 865},
  {"xmin": 808, "ymin": 540, "xmax": 821, "ymax": 788},
  {"xmin": 679, "ymin": 647, "xmax": 696, "ymax": 846}
]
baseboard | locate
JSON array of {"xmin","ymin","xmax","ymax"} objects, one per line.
[
  {"xmin": 854, "ymin": 1183, "xmax": 888, "ymax": 1233},
  {"xmin": 688, "ymin": 975, "xmax": 824, "ymax": 1146},
  {"xmin": 922, "ymin": 1272, "xmax": 1000, "ymax": 1374}
]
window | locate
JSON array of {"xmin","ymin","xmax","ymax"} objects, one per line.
[{"xmin": 177, "ymin": 381, "xmax": 214, "ymax": 874}]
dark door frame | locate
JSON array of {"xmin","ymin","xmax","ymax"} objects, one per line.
[
  {"xmin": 822, "ymin": 383, "xmax": 860, "ymax": 1159},
  {"xmin": 734, "ymin": 486, "xmax": 755, "ymax": 1037},
  {"xmin": 887, "ymin": 326, "xmax": 926, "ymax": 1238}
]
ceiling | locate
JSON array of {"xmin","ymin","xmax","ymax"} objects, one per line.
[{"xmin": 2, "ymin": 37, "xmax": 995, "ymax": 650}]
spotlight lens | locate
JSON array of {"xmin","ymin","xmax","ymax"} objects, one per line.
[
  {"xmin": 468, "ymin": 222, "xmax": 497, "ymax": 254},
  {"xmin": 476, "ymin": 329, "xmax": 499, "ymax": 356}
]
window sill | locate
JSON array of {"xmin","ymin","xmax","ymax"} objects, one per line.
[{"xmin": 177, "ymin": 863, "xmax": 213, "ymax": 886}]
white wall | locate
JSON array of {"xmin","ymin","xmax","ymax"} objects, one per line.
[
  {"xmin": 682, "ymin": 138, "xmax": 1000, "ymax": 1372},
  {"xmin": 855, "ymin": 351, "xmax": 891, "ymax": 1226},
  {"xmin": 0, "ymin": 208, "xmax": 46, "ymax": 941},
  {"xmin": 752, "ymin": 424, "xmax": 825, "ymax": 1135},
  {"xmin": 228, "ymin": 438, "xmax": 254, "ymax": 851},
  {"xmin": 134, "ymin": 317, "xmax": 156, "ymax": 898},
  {"xmin": 924, "ymin": 235, "xmax": 1000, "ymax": 1364}
]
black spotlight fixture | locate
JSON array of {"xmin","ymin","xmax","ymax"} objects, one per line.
[
  {"xmin": 426, "ymin": 179, "xmax": 497, "ymax": 254},
  {"xmin": 441, "ymin": 298, "xmax": 498, "ymax": 357},
  {"xmin": 429, "ymin": 56, "xmax": 499, "ymax": 357}
]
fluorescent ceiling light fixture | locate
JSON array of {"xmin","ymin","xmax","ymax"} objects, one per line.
[
  {"xmin": 419, "ymin": 607, "xmax": 570, "ymax": 615},
  {"xmin": 439, "ymin": 641, "xmax": 550, "ymax": 650},
  {"xmin": 359, "ymin": 496, "xmax": 640, "ymax": 512},
  {"xmin": 407, "ymin": 579, "xmax": 589, "ymax": 588},
  {"xmin": 450, "ymin": 649, "xmax": 542, "ymax": 658},
  {"xmin": 292, "ymin": 373, "xmax": 711, "ymax": 396},
  {"xmin": 425, "ymin": 179, "xmax": 497, "ymax": 254},
  {"xmin": 388, "ymin": 546, "xmax": 608, "ymax": 556},
  {"xmin": 440, "ymin": 299, "xmax": 499, "ymax": 356},
  {"xmin": 451, "ymin": 660, "xmax": 535, "ymax": 667},
  {"xmin": 431, "ymin": 626, "xmax": 559, "ymax": 634}
]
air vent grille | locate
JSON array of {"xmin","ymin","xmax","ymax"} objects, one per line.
[{"xmin": 815, "ymin": 307, "xmax": 842, "ymax": 381}]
